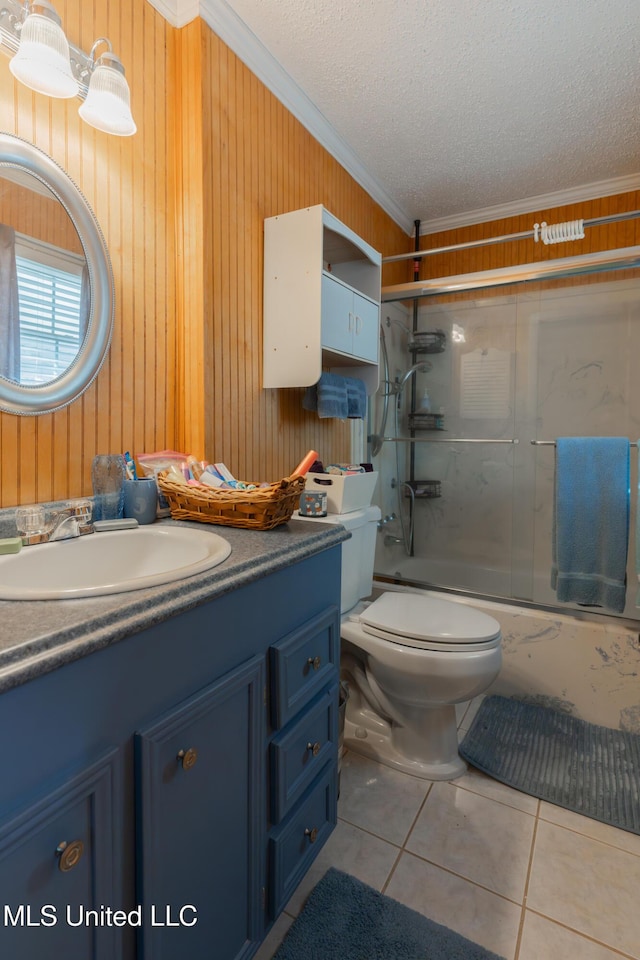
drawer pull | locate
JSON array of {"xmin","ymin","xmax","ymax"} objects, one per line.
[
  {"xmin": 307, "ymin": 656, "xmax": 321, "ymax": 671},
  {"xmin": 177, "ymin": 747, "xmax": 198, "ymax": 770},
  {"xmin": 304, "ymin": 827, "xmax": 318, "ymax": 843},
  {"xmin": 56, "ymin": 839, "xmax": 84, "ymax": 872},
  {"xmin": 306, "ymin": 741, "xmax": 321, "ymax": 757}
]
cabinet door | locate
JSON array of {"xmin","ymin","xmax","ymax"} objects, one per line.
[
  {"xmin": 136, "ymin": 656, "xmax": 265, "ymax": 960},
  {"xmin": 352, "ymin": 292, "xmax": 379, "ymax": 363},
  {"xmin": 321, "ymin": 273, "xmax": 353, "ymax": 355},
  {"xmin": 0, "ymin": 749, "xmax": 121, "ymax": 960}
]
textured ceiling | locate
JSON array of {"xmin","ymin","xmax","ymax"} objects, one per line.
[{"xmin": 222, "ymin": 0, "xmax": 640, "ymax": 228}]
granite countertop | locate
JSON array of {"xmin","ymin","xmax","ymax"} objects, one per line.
[{"xmin": 0, "ymin": 517, "xmax": 348, "ymax": 694}]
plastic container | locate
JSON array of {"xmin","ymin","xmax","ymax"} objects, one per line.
[
  {"xmin": 91, "ymin": 454, "xmax": 126, "ymax": 521},
  {"xmin": 304, "ymin": 471, "xmax": 378, "ymax": 514}
]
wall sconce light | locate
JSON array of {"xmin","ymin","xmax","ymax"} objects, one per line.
[
  {"xmin": 78, "ymin": 40, "xmax": 136, "ymax": 137},
  {"xmin": 0, "ymin": 0, "xmax": 136, "ymax": 136},
  {"xmin": 8, "ymin": 0, "xmax": 77, "ymax": 97}
]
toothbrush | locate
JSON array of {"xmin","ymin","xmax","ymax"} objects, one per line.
[{"xmin": 123, "ymin": 451, "xmax": 138, "ymax": 480}]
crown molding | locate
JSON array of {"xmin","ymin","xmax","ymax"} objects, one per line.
[
  {"xmin": 145, "ymin": 0, "xmax": 199, "ymax": 27},
  {"xmin": 420, "ymin": 173, "xmax": 640, "ymax": 236}
]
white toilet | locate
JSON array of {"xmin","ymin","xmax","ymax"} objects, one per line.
[{"xmin": 300, "ymin": 505, "xmax": 502, "ymax": 780}]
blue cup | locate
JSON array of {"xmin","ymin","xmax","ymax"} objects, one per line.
[{"xmin": 123, "ymin": 478, "xmax": 158, "ymax": 524}]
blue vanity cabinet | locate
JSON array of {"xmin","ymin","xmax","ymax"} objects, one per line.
[
  {"xmin": 135, "ymin": 656, "xmax": 265, "ymax": 960},
  {"xmin": 0, "ymin": 541, "xmax": 342, "ymax": 960}
]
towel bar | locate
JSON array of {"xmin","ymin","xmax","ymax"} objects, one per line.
[{"xmin": 381, "ymin": 437, "xmax": 519, "ymax": 444}]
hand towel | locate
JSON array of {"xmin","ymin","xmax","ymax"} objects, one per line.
[
  {"xmin": 346, "ymin": 376, "xmax": 367, "ymax": 419},
  {"xmin": 551, "ymin": 437, "xmax": 629, "ymax": 614},
  {"xmin": 302, "ymin": 373, "xmax": 348, "ymax": 419}
]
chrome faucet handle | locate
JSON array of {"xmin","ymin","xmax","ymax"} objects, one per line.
[
  {"xmin": 15, "ymin": 504, "xmax": 49, "ymax": 545},
  {"xmin": 66, "ymin": 498, "xmax": 94, "ymax": 534}
]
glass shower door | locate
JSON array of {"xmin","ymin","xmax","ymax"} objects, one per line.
[
  {"xmin": 373, "ymin": 292, "xmax": 522, "ymax": 597},
  {"xmin": 372, "ymin": 271, "xmax": 640, "ymax": 618}
]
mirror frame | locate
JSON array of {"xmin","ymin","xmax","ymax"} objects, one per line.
[{"xmin": 0, "ymin": 132, "xmax": 114, "ymax": 416}]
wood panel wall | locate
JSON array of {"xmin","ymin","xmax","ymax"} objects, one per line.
[
  {"xmin": 0, "ymin": 0, "xmax": 177, "ymax": 508},
  {"xmin": 176, "ymin": 19, "xmax": 408, "ymax": 482},
  {"xmin": 0, "ymin": 3, "xmax": 407, "ymax": 507},
  {"xmin": 0, "ymin": 183, "xmax": 83, "ymax": 253}
]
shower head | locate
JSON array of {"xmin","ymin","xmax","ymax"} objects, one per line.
[{"xmin": 396, "ymin": 360, "xmax": 432, "ymax": 393}]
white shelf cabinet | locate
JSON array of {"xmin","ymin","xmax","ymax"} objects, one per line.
[{"xmin": 263, "ymin": 205, "xmax": 381, "ymax": 394}]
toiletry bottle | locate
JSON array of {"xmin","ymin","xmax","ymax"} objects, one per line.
[
  {"xmin": 291, "ymin": 449, "xmax": 319, "ymax": 478},
  {"xmin": 418, "ymin": 389, "xmax": 431, "ymax": 413}
]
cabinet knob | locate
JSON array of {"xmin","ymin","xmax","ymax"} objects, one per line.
[
  {"xmin": 56, "ymin": 839, "xmax": 84, "ymax": 872},
  {"xmin": 306, "ymin": 741, "xmax": 321, "ymax": 757},
  {"xmin": 177, "ymin": 747, "xmax": 198, "ymax": 770},
  {"xmin": 307, "ymin": 656, "xmax": 321, "ymax": 671},
  {"xmin": 304, "ymin": 827, "xmax": 318, "ymax": 843}
]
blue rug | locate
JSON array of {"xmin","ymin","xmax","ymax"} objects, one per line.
[
  {"xmin": 460, "ymin": 695, "xmax": 640, "ymax": 835},
  {"xmin": 273, "ymin": 868, "xmax": 505, "ymax": 960}
]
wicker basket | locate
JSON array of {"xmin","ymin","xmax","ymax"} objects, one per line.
[{"xmin": 157, "ymin": 472, "xmax": 306, "ymax": 530}]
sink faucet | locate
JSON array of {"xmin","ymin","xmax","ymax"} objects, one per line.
[
  {"xmin": 15, "ymin": 500, "xmax": 94, "ymax": 546},
  {"xmin": 47, "ymin": 508, "xmax": 81, "ymax": 542}
]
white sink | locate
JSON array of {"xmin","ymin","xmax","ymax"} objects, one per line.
[{"xmin": 0, "ymin": 525, "xmax": 231, "ymax": 600}]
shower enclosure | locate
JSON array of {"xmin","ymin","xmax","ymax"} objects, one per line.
[{"xmin": 371, "ymin": 250, "xmax": 640, "ymax": 620}]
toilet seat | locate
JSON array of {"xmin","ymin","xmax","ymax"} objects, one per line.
[{"xmin": 358, "ymin": 592, "xmax": 501, "ymax": 652}]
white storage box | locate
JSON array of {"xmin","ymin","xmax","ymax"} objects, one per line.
[{"xmin": 304, "ymin": 471, "xmax": 378, "ymax": 514}]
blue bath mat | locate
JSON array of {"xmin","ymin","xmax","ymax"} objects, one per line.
[
  {"xmin": 272, "ymin": 868, "xmax": 505, "ymax": 960},
  {"xmin": 460, "ymin": 695, "xmax": 640, "ymax": 835}
]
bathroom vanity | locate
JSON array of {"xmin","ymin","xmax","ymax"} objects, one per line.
[{"xmin": 0, "ymin": 518, "xmax": 346, "ymax": 960}]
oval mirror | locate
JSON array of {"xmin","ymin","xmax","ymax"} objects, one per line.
[{"xmin": 0, "ymin": 132, "xmax": 113, "ymax": 415}]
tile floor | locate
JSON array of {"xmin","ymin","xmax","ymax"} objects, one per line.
[{"xmin": 256, "ymin": 697, "xmax": 640, "ymax": 960}]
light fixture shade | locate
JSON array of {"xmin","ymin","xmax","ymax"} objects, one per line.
[
  {"xmin": 9, "ymin": 5, "xmax": 78, "ymax": 99},
  {"xmin": 78, "ymin": 53, "xmax": 136, "ymax": 137}
]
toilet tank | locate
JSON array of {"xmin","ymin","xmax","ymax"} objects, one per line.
[
  {"xmin": 338, "ymin": 505, "xmax": 380, "ymax": 612},
  {"xmin": 296, "ymin": 505, "xmax": 380, "ymax": 613}
]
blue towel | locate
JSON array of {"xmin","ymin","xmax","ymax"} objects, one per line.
[
  {"xmin": 346, "ymin": 376, "xmax": 367, "ymax": 418},
  {"xmin": 303, "ymin": 373, "xmax": 367, "ymax": 419},
  {"xmin": 551, "ymin": 437, "xmax": 629, "ymax": 614}
]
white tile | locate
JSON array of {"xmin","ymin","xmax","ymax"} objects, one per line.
[
  {"xmin": 283, "ymin": 818, "xmax": 399, "ymax": 916},
  {"xmin": 519, "ymin": 912, "xmax": 629, "ymax": 960},
  {"xmin": 253, "ymin": 913, "xmax": 293, "ymax": 960},
  {"xmin": 338, "ymin": 751, "xmax": 432, "ymax": 845},
  {"xmin": 385, "ymin": 851, "xmax": 521, "ymax": 960},
  {"xmin": 457, "ymin": 694, "xmax": 485, "ymax": 734},
  {"xmin": 452, "ymin": 765, "xmax": 539, "ymax": 815},
  {"xmin": 528, "ymin": 820, "xmax": 640, "ymax": 957},
  {"xmin": 406, "ymin": 780, "xmax": 535, "ymax": 901},
  {"xmin": 539, "ymin": 800, "xmax": 640, "ymax": 858}
]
